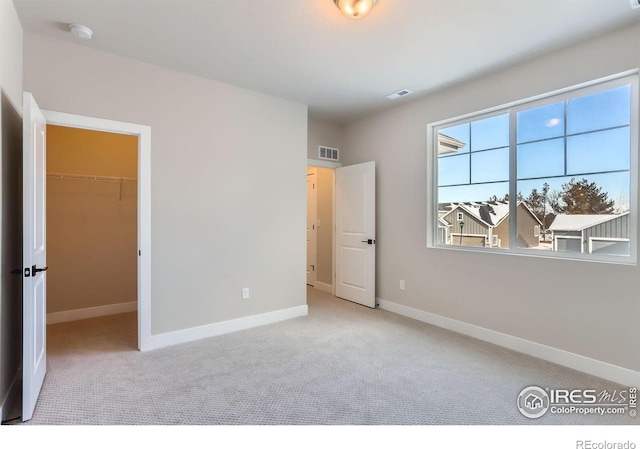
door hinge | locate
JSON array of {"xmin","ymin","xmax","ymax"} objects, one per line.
[{"xmin": 139, "ymin": 250, "xmax": 141, "ymax": 256}]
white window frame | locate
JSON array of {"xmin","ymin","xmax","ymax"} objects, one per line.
[{"xmin": 427, "ymin": 70, "xmax": 639, "ymax": 265}]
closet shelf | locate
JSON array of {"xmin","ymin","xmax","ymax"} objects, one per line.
[{"xmin": 47, "ymin": 172, "xmax": 137, "ymax": 183}]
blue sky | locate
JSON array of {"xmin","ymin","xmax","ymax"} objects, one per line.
[{"xmin": 437, "ymin": 85, "xmax": 631, "ymax": 210}]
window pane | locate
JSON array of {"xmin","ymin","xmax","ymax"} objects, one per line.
[
  {"xmin": 433, "ymin": 76, "xmax": 634, "ymax": 261},
  {"xmin": 438, "ymin": 124, "xmax": 469, "ymax": 156},
  {"xmin": 517, "ymin": 172, "xmax": 630, "ymax": 253},
  {"xmin": 471, "ymin": 148, "xmax": 509, "ymax": 184},
  {"xmin": 517, "ymin": 102, "xmax": 564, "ymax": 144},
  {"xmin": 518, "ymin": 172, "xmax": 629, "ymax": 215},
  {"xmin": 567, "ymin": 85, "xmax": 631, "ymax": 134},
  {"xmin": 438, "ymin": 154, "xmax": 469, "ymax": 186},
  {"xmin": 567, "ymin": 127, "xmax": 630, "ymax": 175},
  {"xmin": 470, "ymin": 114, "xmax": 509, "ymax": 151},
  {"xmin": 437, "ymin": 194, "xmax": 509, "ymax": 249},
  {"xmin": 517, "ymin": 138, "xmax": 564, "ymax": 179}
]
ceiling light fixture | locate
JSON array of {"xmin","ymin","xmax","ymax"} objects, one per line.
[
  {"xmin": 334, "ymin": 0, "xmax": 379, "ymax": 19},
  {"xmin": 69, "ymin": 23, "xmax": 93, "ymax": 40}
]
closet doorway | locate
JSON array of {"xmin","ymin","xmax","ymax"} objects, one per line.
[
  {"xmin": 40, "ymin": 109, "xmax": 152, "ymax": 351},
  {"xmin": 45, "ymin": 125, "xmax": 139, "ymax": 344},
  {"xmin": 306, "ymin": 160, "xmax": 339, "ymax": 295}
]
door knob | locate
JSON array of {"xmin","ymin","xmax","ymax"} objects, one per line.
[
  {"xmin": 31, "ymin": 265, "xmax": 48, "ymax": 276},
  {"xmin": 360, "ymin": 239, "xmax": 376, "ymax": 244}
]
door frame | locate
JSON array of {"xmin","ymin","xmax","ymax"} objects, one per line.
[
  {"xmin": 42, "ymin": 110, "xmax": 152, "ymax": 351},
  {"xmin": 306, "ymin": 159, "xmax": 340, "ymax": 295},
  {"xmin": 306, "ymin": 167, "xmax": 318, "ymax": 287}
]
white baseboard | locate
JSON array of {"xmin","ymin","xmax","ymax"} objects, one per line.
[
  {"xmin": 314, "ymin": 282, "xmax": 333, "ymax": 294},
  {"xmin": 0, "ymin": 366, "xmax": 22, "ymax": 423},
  {"xmin": 141, "ymin": 304, "xmax": 308, "ymax": 352},
  {"xmin": 378, "ymin": 298, "xmax": 640, "ymax": 387},
  {"xmin": 47, "ymin": 301, "xmax": 137, "ymax": 325}
]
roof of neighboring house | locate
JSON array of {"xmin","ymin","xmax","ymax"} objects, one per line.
[
  {"xmin": 440, "ymin": 201, "xmax": 543, "ymax": 228},
  {"xmin": 438, "ymin": 217, "xmax": 450, "ymax": 227},
  {"xmin": 441, "ymin": 201, "xmax": 509, "ymax": 227},
  {"xmin": 549, "ymin": 212, "xmax": 630, "ymax": 231},
  {"xmin": 438, "ymin": 133, "xmax": 467, "ymax": 155}
]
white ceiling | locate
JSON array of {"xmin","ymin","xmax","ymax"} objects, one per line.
[{"xmin": 13, "ymin": 0, "xmax": 640, "ymax": 125}]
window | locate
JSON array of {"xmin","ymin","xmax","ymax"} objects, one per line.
[{"xmin": 429, "ymin": 72, "xmax": 638, "ymax": 263}]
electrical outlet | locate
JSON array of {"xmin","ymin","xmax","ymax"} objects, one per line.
[
  {"xmin": 399, "ymin": 280, "xmax": 405, "ymax": 290},
  {"xmin": 242, "ymin": 287, "xmax": 250, "ymax": 299},
  {"xmin": 631, "ymin": 0, "xmax": 640, "ymax": 10}
]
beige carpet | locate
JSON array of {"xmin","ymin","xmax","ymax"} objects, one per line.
[{"xmin": 11, "ymin": 288, "xmax": 636, "ymax": 425}]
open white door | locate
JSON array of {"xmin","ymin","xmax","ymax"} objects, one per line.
[
  {"xmin": 307, "ymin": 167, "xmax": 317, "ymax": 286},
  {"xmin": 335, "ymin": 161, "xmax": 376, "ymax": 308},
  {"xmin": 22, "ymin": 92, "xmax": 47, "ymax": 421}
]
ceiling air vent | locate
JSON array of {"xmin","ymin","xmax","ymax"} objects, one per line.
[
  {"xmin": 318, "ymin": 146, "xmax": 339, "ymax": 161},
  {"xmin": 385, "ymin": 89, "xmax": 413, "ymax": 100}
]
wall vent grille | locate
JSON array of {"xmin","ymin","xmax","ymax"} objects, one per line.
[
  {"xmin": 319, "ymin": 146, "xmax": 339, "ymax": 161},
  {"xmin": 385, "ymin": 89, "xmax": 413, "ymax": 100}
]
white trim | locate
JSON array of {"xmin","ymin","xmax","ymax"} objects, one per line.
[
  {"xmin": 553, "ymin": 234, "xmax": 582, "ymax": 252},
  {"xmin": 588, "ymin": 237, "xmax": 630, "ymax": 254},
  {"xmin": 46, "ymin": 301, "xmax": 137, "ymax": 325},
  {"xmin": 331, "ymin": 168, "xmax": 336, "ymax": 296},
  {"xmin": 307, "ymin": 158, "xmax": 342, "ymax": 169},
  {"xmin": 141, "ymin": 305, "xmax": 308, "ymax": 351},
  {"xmin": 42, "ymin": 110, "xmax": 152, "ymax": 351},
  {"xmin": 314, "ymin": 281, "xmax": 333, "ymax": 294},
  {"xmin": 450, "ymin": 233, "xmax": 487, "ymax": 238},
  {"xmin": 378, "ymin": 298, "xmax": 640, "ymax": 386},
  {"xmin": 0, "ymin": 366, "xmax": 22, "ymax": 423}
]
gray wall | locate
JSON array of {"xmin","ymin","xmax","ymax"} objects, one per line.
[
  {"xmin": 0, "ymin": 0, "xmax": 23, "ymax": 421},
  {"xmin": 307, "ymin": 118, "xmax": 343, "ymax": 162},
  {"xmin": 343, "ymin": 22, "xmax": 640, "ymax": 372},
  {"xmin": 23, "ymin": 33, "xmax": 308, "ymax": 335}
]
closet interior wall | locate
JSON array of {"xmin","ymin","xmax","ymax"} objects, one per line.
[{"xmin": 46, "ymin": 125, "xmax": 138, "ymax": 317}]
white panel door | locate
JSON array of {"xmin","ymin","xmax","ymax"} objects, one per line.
[
  {"xmin": 335, "ymin": 161, "xmax": 375, "ymax": 307},
  {"xmin": 22, "ymin": 92, "xmax": 48, "ymax": 421},
  {"xmin": 307, "ymin": 168, "xmax": 317, "ymax": 286}
]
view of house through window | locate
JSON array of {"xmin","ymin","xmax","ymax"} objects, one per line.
[{"xmin": 434, "ymin": 76, "xmax": 635, "ymax": 260}]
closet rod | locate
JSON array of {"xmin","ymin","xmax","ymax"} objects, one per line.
[{"xmin": 47, "ymin": 172, "xmax": 137, "ymax": 183}]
